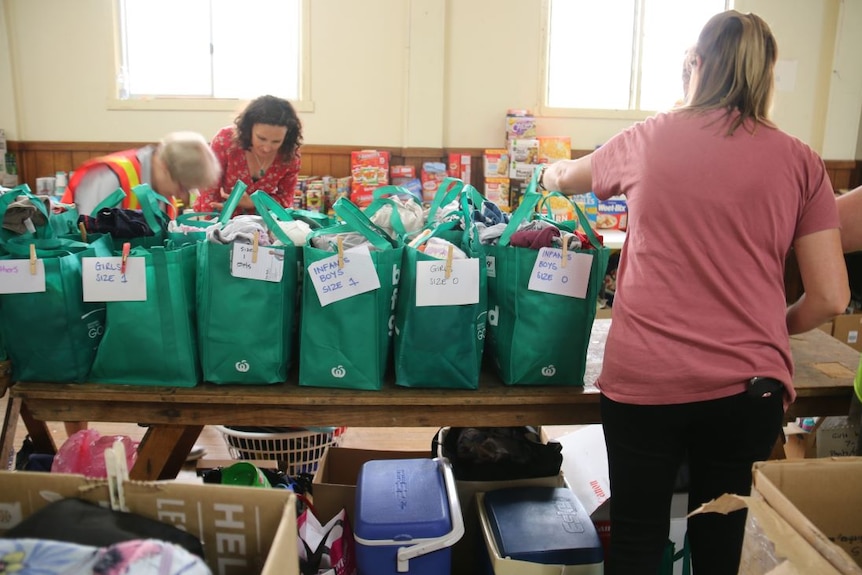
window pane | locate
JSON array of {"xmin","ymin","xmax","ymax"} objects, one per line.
[
  {"xmin": 211, "ymin": 0, "xmax": 300, "ymax": 100},
  {"xmin": 121, "ymin": 0, "xmax": 212, "ymax": 97},
  {"xmin": 639, "ymin": 1, "xmax": 727, "ymax": 111},
  {"xmin": 547, "ymin": 0, "xmax": 636, "ymax": 110}
]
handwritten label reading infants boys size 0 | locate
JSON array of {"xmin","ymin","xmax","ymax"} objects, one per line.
[
  {"xmin": 82, "ymin": 257, "xmax": 147, "ymax": 301},
  {"xmin": 308, "ymin": 245, "xmax": 381, "ymax": 307},
  {"xmin": 528, "ymin": 247, "xmax": 593, "ymax": 299}
]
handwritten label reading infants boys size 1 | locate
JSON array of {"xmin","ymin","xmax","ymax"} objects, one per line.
[
  {"xmin": 0, "ymin": 260, "xmax": 46, "ymax": 293},
  {"xmin": 230, "ymin": 243, "xmax": 285, "ymax": 282},
  {"xmin": 308, "ymin": 245, "xmax": 381, "ymax": 307},
  {"xmin": 415, "ymin": 258, "xmax": 480, "ymax": 307},
  {"xmin": 82, "ymin": 257, "xmax": 147, "ymax": 301},
  {"xmin": 528, "ymin": 247, "xmax": 593, "ymax": 299}
]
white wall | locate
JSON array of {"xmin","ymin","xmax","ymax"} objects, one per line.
[{"xmin": 0, "ymin": 0, "xmax": 860, "ymax": 159}]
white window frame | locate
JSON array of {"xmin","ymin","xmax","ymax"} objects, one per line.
[
  {"xmin": 538, "ymin": 0, "xmax": 730, "ymax": 120},
  {"xmin": 107, "ymin": 0, "xmax": 313, "ymax": 113}
]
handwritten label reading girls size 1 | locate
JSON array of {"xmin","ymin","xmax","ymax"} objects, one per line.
[
  {"xmin": 308, "ymin": 245, "xmax": 381, "ymax": 307},
  {"xmin": 230, "ymin": 243, "xmax": 284, "ymax": 282},
  {"xmin": 528, "ymin": 247, "xmax": 593, "ymax": 299},
  {"xmin": 416, "ymin": 259, "xmax": 480, "ymax": 307},
  {"xmin": 82, "ymin": 257, "xmax": 147, "ymax": 301},
  {"xmin": 0, "ymin": 261, "xmax": 46, "ymax": 293}
]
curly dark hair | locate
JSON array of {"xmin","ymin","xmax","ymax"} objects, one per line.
[{"xmin": 234, "ymin": 95, "xmax": 303, "ymax": 160}]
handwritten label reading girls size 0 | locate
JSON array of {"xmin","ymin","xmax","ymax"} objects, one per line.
[
  {"xmin": 308, "ymin": 245, "xmax": 381, "ymax": 307},
  {"xmin": 0, "ymin": 261, "xmax": 46, "ymax": 294},
  {"xmin": 230, "ymin": 243, "xmax": 284, "ymax": 282},
  {"xmin": 416, "ymin": 259, "xmax": 480, "ymax": 307},
  {"xmin": 528, "ymin": 247, "xmax": 593, "ymax": 299},
  {"xmin": 82, "ymin": 257, "xmax": 147, "ymax": 301}
]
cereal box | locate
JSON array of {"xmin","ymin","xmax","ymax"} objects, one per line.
[
  {"xmin": 421, "ymin": 161, "xmax": 448, "ymax": 203},
  {"xmin": 351, "ymin": 150, "xmax": 390, "ymax": 207},
  {"xmin": 483, "ymin": 149, "xmax": 510, "ymax": 179},
  {"xmin": 596, "ymin": 196, "xmax": 627, "ymax": 230},
  {"xmin": 447, "ymin": 153, "xmax": 472, "ymax": 183},
  {"xmin": 538, "ymin": 136, "xmax": 572, "ymax": 163},
  {"xmin": 484, "ymin": 177, "xmax": 510, "ymax": 211},
  {"xmin": 570, "ymin": 193, "xmax": 599, "ymax": 227},
  {"xmin": 506, "ymin": 109, "xmax": 536, "ymax": 139}
]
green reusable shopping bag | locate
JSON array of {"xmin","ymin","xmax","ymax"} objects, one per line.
[
  {"xmin": 299, "ymin": 198, "xmax": 403, "ymax": 390},
  {"xmin": 393, "ymin": 185, "xmax": 487, "ymax": 389},
  {"xmin": 0, "ymin": 185, "xmax": 55, "ymax": 242},
  {"xmin": 363, "ymin": 185, "xmax": 425, "ymax": 241},
  {"xmin": 88, "ymin": 241, "xmax": 200, "ymax": 387},
  {"xmin": 0, "ymin": 235, "xmax": 113, "ymax": 382},
  {"xmin": 195, "ymin": 186, "xmax": 299, "ymax": 384},
  {"xmin": 88, "ymin": 184, "xmax": 171, "ymax": 249},
  {"xmin": 485, "ymin": 168, "xmax": 610, "ymax": 386}
]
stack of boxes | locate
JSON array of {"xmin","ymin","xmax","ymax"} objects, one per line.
[{"xmin": 0, "ymin": 129, "xmax": 17, "ymax": 188}]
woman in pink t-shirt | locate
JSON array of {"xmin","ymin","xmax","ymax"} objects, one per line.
[
  {"xmin": 194, "ymin": 95, "xmax": 302, "ymax": 214},
  {"xmin": 542, "ymin": 10, "xmax": 849, "ymax": 575}
]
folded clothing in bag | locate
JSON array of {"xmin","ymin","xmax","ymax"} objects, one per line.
[
  {"xmin": 78, "ymin": 207, "xmax": 156, "ymax": 238},
  {"xmin": 3, "ymin": 498, "xmax": 205, "ymax": 559}
]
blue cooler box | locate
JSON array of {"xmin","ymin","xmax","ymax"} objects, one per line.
[
  {"xmin": 354, "ymin": 458, "xmax": 464, "ymax": 575},
  {"xmin": 479, "ymin": 487, "xmax": 604, "ymax": 574}
]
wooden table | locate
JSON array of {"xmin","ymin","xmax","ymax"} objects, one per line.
[{"xmin": 2, "ymin": 320, "xmax": 857, "ymax": 480}]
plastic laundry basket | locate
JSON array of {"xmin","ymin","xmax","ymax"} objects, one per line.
[{"xmin": 214, "ymin": 426, "xmax": 345, "ymax": 476}]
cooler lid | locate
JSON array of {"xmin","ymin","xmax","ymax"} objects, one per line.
[
  {"xmin": 483, "ymin": 486, "xmax": 604, "ymax": 565},
  {"xmin": 354, "ymin": 458, "xmax": 451, "ymax": 541}
]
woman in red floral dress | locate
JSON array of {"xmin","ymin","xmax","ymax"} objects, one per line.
[{"xmin": 194, "ymin": 95, "xmax": 303, "ymax": 214}]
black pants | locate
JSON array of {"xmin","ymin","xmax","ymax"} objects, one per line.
[{"xmin": 599, "ymin": 390, "xmax": 784, "ymax": 575}]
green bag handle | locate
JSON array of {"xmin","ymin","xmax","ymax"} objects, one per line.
[
  {"xmin": 175, "ymin": 212, "xmax": 220, "ymax": 229},
  {"xmin": 250, "ymin": 190, "xmax": 297, "ymax": 246},
  {"xmin": 218, "ymin": 180, "xmax": 249, "ymax": 226},
  {"xmin": 90, "ymin": 188, "xmax": 128, "ymax": 215},
  {"xmin": 331, "ymin": 197, "xmax": 397, "ymax": 251},
  {"xmin": 500, "ymin": 166, "xmax": 604, "ymax": 250},
  {"xmin": 0, "ymin": 184, "xmax": 54, "ymax": 239},
  {"xmin": 411, "ymin": 185, "xmax": 481, "ymax": 255},
  {"xmin": 372, "ymin": 184, "xmax": 423, "ymax": 204},
  {"xmin": 536, "ymin": 186, "xmax": 604, "ymax": 250},
  {"xmin": 426, "ymin": 177, "xmax": 465, "ymax": 222},
  {"xmin": 4, "ymin": 236, "xmax": 95, "ymax": 257},
  {"xmin": 364, "ymin": 197, "xmax": 409, "ymax": 239}
]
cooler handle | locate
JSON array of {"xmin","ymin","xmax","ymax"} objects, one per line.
[{"xmin": 396, "ymin": 457, "xmax": 464, "ymax": 572}]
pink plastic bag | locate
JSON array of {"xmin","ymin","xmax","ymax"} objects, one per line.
[{"xmin": 51, "ymin": 429, "xmax": 138, "ymax": 478}]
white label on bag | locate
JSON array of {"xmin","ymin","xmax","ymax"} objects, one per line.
[
  {"xmin": 308, "ymin": 245, "xmax": 381, "ymax": 307},
  {"xmin": 0, "ymin": 260, "xmax": 46, "ymax": 293},
  {"xmin": 485, "ymin": 255, "xmax": 496, "ymax": 278},
  {"xmin": 528, "ymin": 247, "xmax": 593, "ymax": 299},
  {"xmin": 82, "ymin": 257, "xmax": 147, "ymax": 301},
  {"xmin": 416, "ymin": 258, "xmax": 480, "ymax": 307},
  {"xmin": 230, "ymin": 243, "xmax": 284, "ymax": 282}
]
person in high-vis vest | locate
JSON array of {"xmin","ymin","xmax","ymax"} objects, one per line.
[
  {"xmin": 61, "ymin": 131, "xmax": 221, "ymax": 216},
  {"xmin": 837, "ymin": 185, "xmax": 862, "ymax": 454},
  {"xmin": 59, "ymin": 131, "xmax": 220, "ymax": 439}
]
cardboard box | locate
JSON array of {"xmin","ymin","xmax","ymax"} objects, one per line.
[
  {"xmin": 833, "ymin": 313, "xmax": 862, "ymax": 351},
  {"xmin": 483, "ymin": 149, "xmax": 510, "ymax": 179},
  {"xmin": 784, "ymin": 417, "xmax": 861, "ymax": 459},
  {"xmin": 0, "ymin": 470, "xmax": 298, "ymax": 575},
  {"xmin": 695, "ymin": 458, "xmax": 862, "ymax": 574},
  {"xmin": 311, "ymin": 446, "xmax": 428, "ymax": 526},
  {"xmin": 596, "ymin": 197, "xmax": 628, "ymax": 230}
]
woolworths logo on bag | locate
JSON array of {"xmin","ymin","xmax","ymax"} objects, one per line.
[
  {"xmin": 331, "ymin": 365, "xmax": 346, "ymax": 378},
  {"xmin": 542, "ymin": 365, "xmax": 556, "ymax": 377},
  {"xmin": 235, "ymin": 360, "xmax": 250, "ymax": 373}
]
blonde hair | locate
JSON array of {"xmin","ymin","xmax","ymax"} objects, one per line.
[
  {"xmin": 685, "ymin": 10, "xmax": 777, "ymax": 135},
  {"xmin": 157, "ymin": 131, "xmax": 221, "ymax": 189}
]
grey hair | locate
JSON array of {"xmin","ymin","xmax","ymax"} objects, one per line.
[{"xmin": 157, "ymin": 131, "xmax": 221, "ymax": 189}]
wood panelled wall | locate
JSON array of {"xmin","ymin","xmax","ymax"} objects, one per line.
[{"xmin": 7, "ymin": 141, "xmax": 861, "ymax": 193}]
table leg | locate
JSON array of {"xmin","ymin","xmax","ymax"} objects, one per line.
[
  {"xmin": 0, "ymin": 396, "xmax": 21, "ymax": 469},
  {"xmin": 132, "ymin": 424, "xmax": 203, "ymax": 480},
  {"xmin": 20, "ymin": 401, "xmax": 56, "ymax": 455}
]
